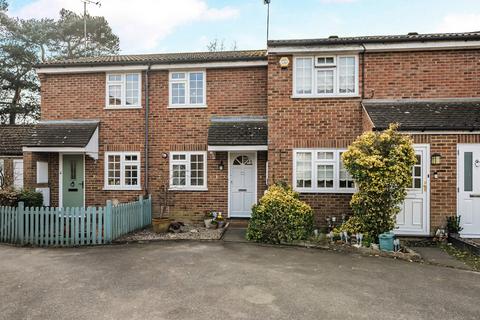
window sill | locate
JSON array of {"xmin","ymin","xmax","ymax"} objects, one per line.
[
  {"xmin": 103, "ymin": 186, "xmax": 142, "ymax": 191},
  {"xmin": 169, "ymin": 187, "xmax": 208, "ymax": 192},
  {"xmin": 168, "ymin": 105, "xmax": 207, "ymax": 109},
  {"xmin": 291, "ymin": 94, "xmax": 360, "ymax": 99},
  {"xmin": 294, "ymin": 189, "xmax": 356, "ymax": 194},
  {"xmin": 105, "ymin": 106, "xmax": 142, "ymax": 110}
]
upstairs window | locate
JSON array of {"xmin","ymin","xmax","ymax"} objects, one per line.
[
  {"xmin": 169, "ymin": 71, "xmax": 206, "ymax": 107},
  {"xmin": 294, "ymin": 149, "xmax": 355, "ymax": 193},
  {"xmin": 106, "ymin": 73, "xmax": 141, "ymax": 108},
  {"xmin": 294, "ymin": 55, "xmax": 358, "ymax": 97}
]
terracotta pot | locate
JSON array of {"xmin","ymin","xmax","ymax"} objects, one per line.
[{"xmin": 152, "ymin": 218, "xmax": 171, "ymax": 233}]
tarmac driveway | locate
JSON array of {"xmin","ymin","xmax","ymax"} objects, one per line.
[{"xmin": 0, "ymin": 241, "xmax": 479, "ymax": 320}]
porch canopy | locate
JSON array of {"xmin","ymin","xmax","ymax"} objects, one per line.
[
  {"xmin": 207, "ymin": 116, "xmax": 268, "ymax": 151},
  {"xmin": 363, "ymin": 99, "xmax": 480, "ymax": 132},
  {"xmin": 23, "ymin": 120, "xmax": 99, "ymax": 159}
]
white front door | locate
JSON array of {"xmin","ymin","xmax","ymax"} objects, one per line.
[
  {"xmin": 457, "ymin": 144, "xmax": 480, "ymax": 238},
  {"xmin": 229, "ymin": 153, "xmax": 257, "ymax": 218},
  {"xmin": 395, "ymin": 145, "xmax": 430, "ymax": 235}
]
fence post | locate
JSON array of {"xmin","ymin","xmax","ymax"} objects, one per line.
[
  {"xmin": 17, "ymin": 202, "xmax": 24, "ymax": 245},
  {"xmin": 139, "ymin": 195, "xmax": 144, "ymax": 228},
  {"xmin": 105, "ymin": 200, "xmax": 112, "ymax": 243}
]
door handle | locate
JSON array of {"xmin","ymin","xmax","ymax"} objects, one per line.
[
  {"xmin": 238, "ymin": 189, "xmax": 247, "ymax": 192},
  {"xmin": 469, "ymin": 194, "xmax": 480, "ymax": 198}
]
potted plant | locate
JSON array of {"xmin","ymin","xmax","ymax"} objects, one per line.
[
  {"xmin": 446, "ymin": 215, "xmax": 463, "ymax": 237},
  {"xmin": 152, "ymin": 182, "xmax": 172, "ymax": 233},
  {"xmin": 204, "ymin": 212, "xmax": 215, "ymax": 228},
  {"xmin": 216, "ymin": 212, "xmax": 225, "ymax": 228}
]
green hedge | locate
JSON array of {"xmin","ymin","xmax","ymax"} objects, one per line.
[
  {"xmin": 0, "ymin": 188, "xmax": 43, "ymax": 207},
  {"xmin": 246, "ymin": 184, "xmax": 314, "ymax": 244}
]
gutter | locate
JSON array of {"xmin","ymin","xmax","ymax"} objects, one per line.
[{"xmin": 144, "ymin": 64, "xmax": 151, "ymax": 194}]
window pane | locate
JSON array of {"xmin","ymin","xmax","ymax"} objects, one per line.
[
  {"xmin": 172, "ymin": 83, "xmax": 186, "ymax": 105},
  {"xmin": 339, "ymin": 153, "xmax": 354, "ymax": 189},
  {"xmin": 189, "ymin": 72, "xmax": 204, "ymax": 105},
  {"xmin": 171, "ymin": 72, "xmax": 186, "ymax": 80},
  {"xmin": 317, "ymin": 151, "xmax": 334, "ymax": 160},
  {"xmin": 412, "ymin": 154, "xmax": 422, "ymax": 189},
  {"xmin": 172, "ymin": 164, "xmax": 186, "ymax": 186},
  {"xmin": 190, "ymin": 154, "xmax": 204, "ymax": 186},
  {"xmin": 338, "ymin": 57, "xmax": 355, "ymax": 94},
  {"xmin": 108, "ymin": 74, "xmax": 121, "ymax": 82},
  {"xmin": 317, "ymin": 164, "xmax": 334, "ymax": 188},
  {"xmin": 107, "ymin": 155, "xmax": 121, "ymax": 186},
  {"xmin": 125, "ymin": 164, "xmax": 139, "ymax": 186},
  {"xmin": 172, "ymin": 154, "xmax": 186, "ymax": 161},
  {"xmin": 296, "ymin": 152, "xmax": 312, "ymax": 188},
  {"xmin": 295, "ymin": 58, "xmax": 313, "ymax": 94},
  {"xmin": 317, "ymin": 70, "xmax": 334, "ymax": 94},
  {"xmin": 108, "ymin": 85, "xmax": 122, "ymax": 105},
  {"xmin": 464, "ymin": 152, "xmax": 473, "ymax": 192},
  {"xmin": 126, "ymin": 74, "xmax": 139, "ymax": 105}
]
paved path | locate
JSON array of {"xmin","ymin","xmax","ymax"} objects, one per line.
[{"xmin": 0, "ymin": 242, "xmax": 479, "ymax": 320}]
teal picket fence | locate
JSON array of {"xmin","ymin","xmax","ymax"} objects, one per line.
[{"xmin": 0, "ymin": 195, "xmax": 151, "ymax": 247}]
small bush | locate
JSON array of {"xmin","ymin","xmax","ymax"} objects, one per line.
[
  {"xmin": 446, "ymin": 216, "xmax": 463, "ymax": 234},
  {"xmin": 246, "ymin": 184, "xmax": 314, "ymax": 244},
  {"xmin": 19, "ymin": 189, "xmax": 44, "ymax": 207},
  {"xmin": 0, "ymin": 188, "xmax": 20, "ymax": 206},
  {"xmin": 334, "ymin": 216, "xmax": 365, "ymax": 234},
  {"xmin": 0, "ymin": 188, "xmax": 43, "ymax": 207}
]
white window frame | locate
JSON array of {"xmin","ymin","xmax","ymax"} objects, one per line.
[
  {"xmin": 169, "ymin": 151, "xmax": 208, "ymax": 190},
  {"xmin": 105, "ymin": 73, "xmax": 142, "ymax": 109},
  {"xmin": 168, "ymin": 70, "xmax": 207, "ymax": 108},
  {"xmin": 293, "ymin": 149, "xmax": 355, "ymax": 194},
  {"xmin": 292, "ymin": 55, "xmax": 359, "ymax": 98},
  {"xmin": 104, "ymin": 152, "xmax": 141, "ymax": 190}
]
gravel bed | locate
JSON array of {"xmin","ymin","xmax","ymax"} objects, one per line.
[{"xmin": 116, "ymin": 224, "xmax": 228, "ymax": 242}]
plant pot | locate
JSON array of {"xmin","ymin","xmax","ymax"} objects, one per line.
[
  {"xmin": 217, "ymin": 221, "xmax": 225, "ymax": 228},
  {"xmin": 152, "ymin": 218, "xmax": 171, "ymax": 233},
  {"xmin": 204, "ymin": 219, "xmax": 213, "ymax": 228},
  {"xmin": 207, "ymin": 223, "xmax": 218, "ymax": 230}
]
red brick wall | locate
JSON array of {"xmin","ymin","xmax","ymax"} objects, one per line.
[
  {"xmin": 37, "ymin": 66, "xmax": 268, "ymax": 220},
  {"xmin": 363, "ymin": 50, "xmax": 480, "ymax": 99}
]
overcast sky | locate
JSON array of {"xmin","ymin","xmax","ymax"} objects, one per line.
[{"xmin": 9, "ymin": 0, "xmax": 480, "ymax": 54}]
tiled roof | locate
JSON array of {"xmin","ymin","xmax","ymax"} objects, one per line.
[
  {"xmin": 208, "ymin": 117, "xmax": 268, "ymax": 146},
  {"xmin": 36, "ymin": 50, "xmax": 267, "ymax": 68},
  {"xmin": 0, "ymin": 125, "xmax": 34, "ymax": 155},
  {"xmin": 268, "ymin": 31, "xmax": 480, "ymax": 47},
  {"xmin": 24, "ymin": 121, "xmax": 99, "ymax": 148},
  {"xmin": 363, "ymin": 100, "xmax": 480, "ymax": 131}
]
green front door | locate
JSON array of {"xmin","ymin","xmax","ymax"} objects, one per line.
[{"xmin": 62, "ymin": 154, "xmax": 84, "ymax": 207}]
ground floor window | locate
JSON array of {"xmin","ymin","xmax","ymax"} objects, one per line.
[
  {"xmin": 293, "ymin": 149, "xmax": 355, "ymax": 193},
  {"xmin": 104, "ymin": 152, "xmax": 141, "ymax": 190},
  {"xmin": 169, "ymin": 151, "xmax": 207, "ymax": 190}
]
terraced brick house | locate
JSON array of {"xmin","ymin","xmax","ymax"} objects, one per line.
[{"xmin": 13, "ymin": 31, "xmax": 480, "ymax": 238}]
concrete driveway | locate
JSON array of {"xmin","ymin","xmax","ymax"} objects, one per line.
[{"xmin": 0, "ymin": 241, "xmax": 479, "ymax": 320}]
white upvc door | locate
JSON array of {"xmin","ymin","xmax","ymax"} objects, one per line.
[
  {"xmin": 395, "ymin": 145, "xmax": 430, "ymax": 236},
  {"xmin": 229, "ymin": 152, "xmax": 257, "ymax": 218},
  {"xmin": 457, "ymin": 144, "xmax": 480, "ymax": 238}
]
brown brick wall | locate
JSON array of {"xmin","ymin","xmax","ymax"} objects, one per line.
[{"xmin": 363, "ymin": 50, "xmax": 480, "ymax": 99}]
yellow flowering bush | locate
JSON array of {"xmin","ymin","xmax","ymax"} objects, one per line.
[
  {"xmin": 342, "ymin": 123, "xmax": 416, "ymax": 241},
  {"xmin": 246, "ymin": 183, "xmax": 314, "ymax": 244}
]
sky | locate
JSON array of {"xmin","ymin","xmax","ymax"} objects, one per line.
[{"xmin": 7, "ymin": 0, "xmax": 480, "ymax": 54}]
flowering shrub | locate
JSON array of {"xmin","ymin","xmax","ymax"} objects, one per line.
[
  {"xmin": 246, "ymin": 183, "xmax": 314, "ymax": 244},
  {"xmin": 342, "ymin": 123, "xmax": 416, "ymax": 241}
]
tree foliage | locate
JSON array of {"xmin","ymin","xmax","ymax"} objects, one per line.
[
  {"xmin": 0, "ymin": 2, "xmax": 119, "ymax": 124},
  {"xmin": 341, "ymin": 124, "xmax": 417, "ymax": 241},
  {"xmin": 206, "ymin": 38, "xmax": 237, "ymax": 52}
]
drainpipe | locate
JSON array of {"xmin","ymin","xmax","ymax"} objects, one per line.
[
  {"xmin": 360, "ymin": 43, "xmax": 366, "ymax": 99},
  {"xmin": 144, "ymin": 64, "xmax": 151, "ymax": 194}
]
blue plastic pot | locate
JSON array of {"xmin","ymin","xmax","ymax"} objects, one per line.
[{"xmin": 379, "ymin": 232, "xmax": 395, "ymax": 252}]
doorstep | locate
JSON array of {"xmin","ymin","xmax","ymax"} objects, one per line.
[{"xmin": 222, "ymin": 228, "xmax": 248, "ymax": 243}]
